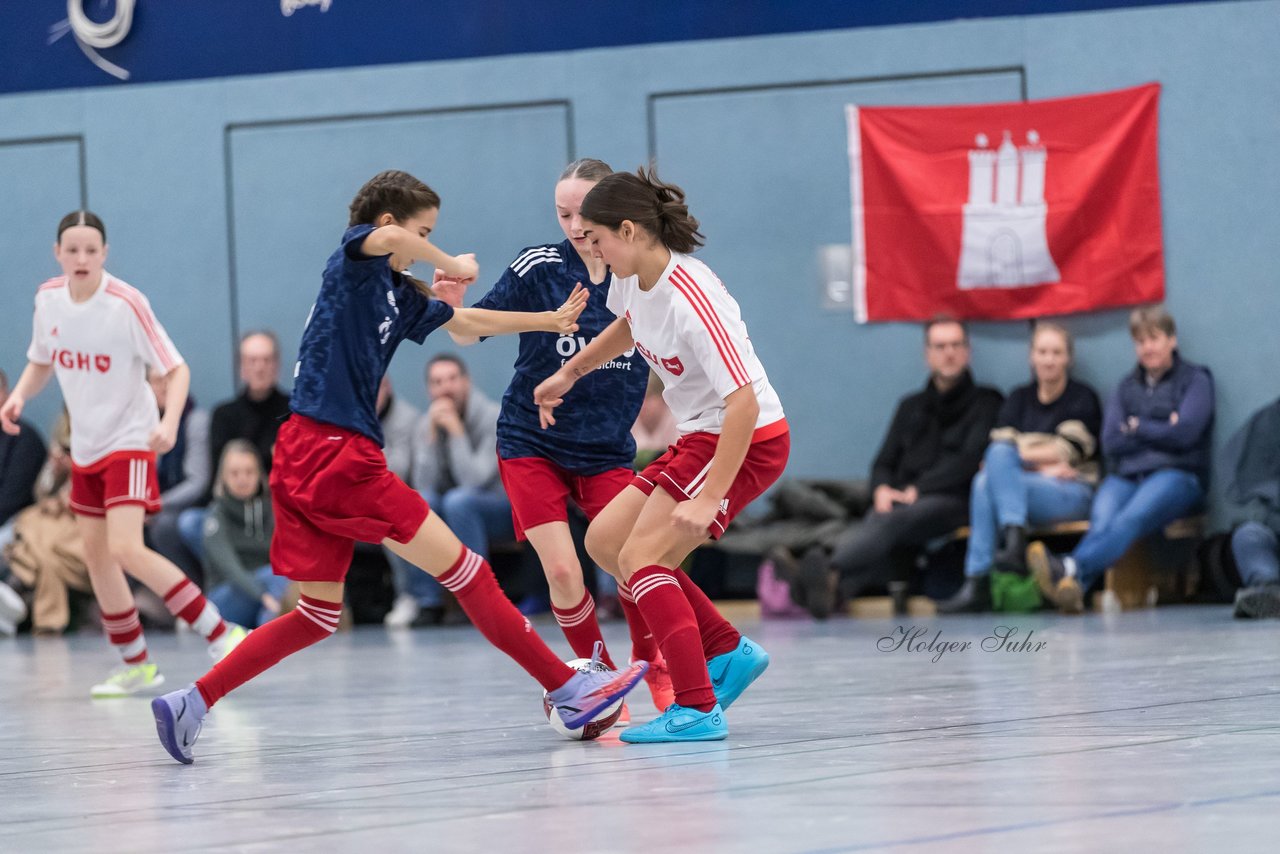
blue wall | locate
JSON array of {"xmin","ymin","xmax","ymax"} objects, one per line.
[{"xmin": 1, "ymin": 0, "xmax": 1276, "ymax": 520}]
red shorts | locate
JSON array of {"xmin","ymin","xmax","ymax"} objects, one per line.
[
  {"xmin": 70, "ymin": 450, "xmax": 161, "ymax": 517},
  {"xmin": 497, "ymin": 456, "xmax": 635, "ymax": 541},
  {"xmin": 269, "ymin": 414, "xmax": 430, "ymax": 582},
  {"xmin": 633, "ymin": 427, "xmax": 790, "ymax": 539}
]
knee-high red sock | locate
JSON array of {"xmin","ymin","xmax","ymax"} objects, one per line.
[
  {"xmin": 673, "ymin": 571, "xmax": 741, "ymax": 660},
  {"xmin": 164, "ymin": 578, "xmax": 227, "ymax": 642},
  {"xmin": 195, "ymin": 594, "xmax": 339, "ymax": 707},
  {"xmin": 617, "ymin": 580, "xmax": 660, "ymax": 663},
  {"xmin": 552, "ymin": 591, "xmax": 615, "ymax": 667},
  {"xmin": 101, "ymin": 607, "xmax": 148, "ymax": 664},
  {"xmin": 438, "ymin": 547, "xmax": 574, "ymax": 692},
  {"xmin": 628, "ymin": 565, "xmax": 717, "ymax": 712}
]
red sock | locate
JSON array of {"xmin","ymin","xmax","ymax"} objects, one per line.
[
  {"xmin": 438, "ymin": 547, "xmax": 574, "ymax": 692},
  {"xmin": 628, "ymin": 565, "xmax": 717, "ymax": 712},
  {"xmin": 163, "ymin": 579, "xmax": 227, "ymax": 642},
  {"xmin": 673, "ymin": 571, "xmax": 741, "ymax": 660},
  {"xmin": 195, "ymin": 594, "xmax": 340, "ymax": 707},
  {"xmin": 101, "ymin": 607, "xmax": 148, "ymax": 664},
  {"xmin": 618, "ymin": 580, "xmax": 660, "ymax": 663},
  {"xmin": 552, "ymin": 591, "xmax": 615, "ymax": 667}
]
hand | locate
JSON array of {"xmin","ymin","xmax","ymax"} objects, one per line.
[
  {"xmin": 900, "ymin": 485, "xmax": 919, "ymax": 505},
  {"xmin": 261, "ymin": 593, "xmax": 281, "ymax": 616},
  {"xmin": 533, "ymin": 370, "xmax": 576, "ymax": 429},
  {"xmin": 1126, "ymin": 415, "xmax": 1140, "ymax": 432},
  {"xmin": 442, "ymin": 253, "xmax": 479, "ymax": 281},
  {"xmin": 671, "ymin": 496, "xmax": 720, "ymax": 537},
  {"xmin": 1169, "ymin": 411, "xmax": 1179, "ymax": 426},
  {"xmin": 873, "ymin": 484, "xmax": 897, "ymax": 514},
  {"xmin": 1039, "ymin": 461, "xmax": 1077, "ymax": 480},
  {"xmin": 431, "ymin": 269, "xmax": 470, "ymax": 308},
  {"xmin": 427, "ymin": 398, "xmax": 464, "ymax": 437},
  {"xmin": 545, "ymin": 283, "xmax": 588, "ymax": 334},
  {"xmin": 148, "ymin": 420, "xmax": 178, "ymax": 454},
  {"xmin": 0, "ymin": 394, "xmax": 24, "ymax": 436}
]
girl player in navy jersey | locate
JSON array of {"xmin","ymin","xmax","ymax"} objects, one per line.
[
  {"xmin": 436, "ymin": 159, "xmax": 673, "ymax": 712},
  {"xmin": 536, "ymin": 168, "xmax": 787, "ymax": 742},
  {"xmin": 1, "ymin": 211, "xmax": 246, "ymax": 698},
  {"xmin": 150, "ymin": 170, "xmax": 647, "ymax": 764}
]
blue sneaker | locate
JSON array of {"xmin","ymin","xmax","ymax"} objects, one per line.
[
  {"xmin": 619, "ymin": 703, "xmax": 727, "ymax": 743},
  {"xmin": 151, "ymin": 684, "xmax": 208, "ymax": 765},
  {"xmin": 708, "ymin": 636, "xmax": 769, "ymax": 710},
  {"xmin": 548, "ymin": 660, "xmax": 649, "ymax": 729}
]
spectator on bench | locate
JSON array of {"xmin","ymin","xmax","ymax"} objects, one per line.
[
  {"xmin": 145, "ymin": 366, "xmax": 210, "ymax": 582},
  {"xmin": 788, "ymin": 316, "xmax": 1003, "ymax": 618},
  {"xmin": 1028, "ymin": 305, "xmax": 1213, "ymax": 613},
  {"xmin": 939, "ymin": 322, "xmax": 1102, "ymax": 613},
  {"xmin": 0, "ymin": 367, "xmax": 46, "ymax": 529},
  {"xmin": 1221, "ymin": 395, "xmax": 1280, "ymax": 619}
]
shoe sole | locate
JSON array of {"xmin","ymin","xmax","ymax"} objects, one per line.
[
  {"xmin": 1026, "ymin": 542, "xmax": 1057, "ymax": 599},
  {"xmin": 561, "ymin": 663, "xmax": 649, "ymax": 730},
  {"xmin": 150, "ymin": 697, "xmax": 194, "ymax": 765},
  {"xmin": 716, "ymin": 649, "xmax": 770, "ymax": 711},
  {"xmin": 1234, "ymin": 590, "xmax": 1280, "ymax": 619},
  {"xmin": 620, "ymin": 707, "xmax": 729, "ymax": 743},
  {"xmin": 1056, "ymin": 580, "xmax": 1084, "ymax": 614}
]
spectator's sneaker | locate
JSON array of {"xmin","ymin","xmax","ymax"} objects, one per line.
[
  {"xmin": 638, "ymin": 653, "xmax": 676, "ymax": 711},
  {"xmin": 1026, "ymin": 542, "xmax": 1064, "ymax": 599},
  {"xmin": 90, "ymin": 662, "xmax": 165, "ymax": 698},
  {"xmin": 383, "ymin": 594, "xmax": 421, "ymax": 629},
  {"xmin": 1233, "ymin": 585, "xmax": 1280, "ymax": 619},
  {"xmin": 708, "ymin": 636, "xmax": 770, "ymax": 710},
  {"xmin": 547, "ymin": 660, "xmax": 648, "ymax": 729},
  {"xmin": 792, "ymin": 546, "xmax": 835, "ymax": 620},
  {"xmin": 1054, "ymin": 577, "xmax": 1085, "ymax": 614},
  {"xmin": 208, "ymin": 624, "xmax": 249, "ymax": 661},
  {"xmin": 151, "ymin": 684, "xmax": 208, "ymax": 765},
  {"xmin": 0, "ymin": 583, "xmax": 27, "ymax": 637},
  {"xmin": 619, "ymin": 703, "xmax": 727, "ymax": 743}
]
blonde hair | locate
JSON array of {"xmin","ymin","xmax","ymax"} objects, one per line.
[
  {"xmin": 1031, "ymin": 320, "xmax": 1074, "ymax": 359},
  {"xmin": 214, "ymin": 440, "xmax": 265, "ymax": 498},
  {"xmin": 1129, "ymin": 305, "xmax": 1176, "ymax": 339}
]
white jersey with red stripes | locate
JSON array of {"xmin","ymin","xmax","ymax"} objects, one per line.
[
  {"xmin": 27, "ymin": 272, "xmax": 185, "ymax": 467},
  {"xmin": 605, "ymin": 252, "xmax": 785, "ymax": 438}
]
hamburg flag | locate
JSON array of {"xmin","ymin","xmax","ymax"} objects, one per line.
[{"xmin": 848, "ymin": 83, "xmax": 1164, "ymax": 322}]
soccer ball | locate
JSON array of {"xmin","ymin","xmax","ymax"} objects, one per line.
[{"xmin": 541, "ymin": 656, "xmax": 624, "ymax": 741}]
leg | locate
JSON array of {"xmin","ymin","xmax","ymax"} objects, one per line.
[
  {"xmin": 587, "ymin": 486, "xmax": 661, "ymax": 663},
  {"xmin": 528, "ymin": 520, "xmax": 616, "ymax": 666},
  {"xmin": 1023, "ymin": 475, "xmax": 1095, "ymax": 529},
  {"xmin": 177, "ymin": 508, "xmax": 207, "ymax": 562},
  {"xmin": 148, "ymin": 509, "xmax": 203, "ymax": 583},
  {"xmin": 983, "ymin": 442, "xmax": 1030, "ymax": 528},
  {"xmin": 964, "ymin": 468, "xmax": 998, "ymax": 578},
  {"xmin": 1072, "ymin": 470, "xmax": 1204, "ymax": 588},
  {"xmin": 439, "ymin": 487, "xmax": 515, "ymax": 562},
  {"xmin": 106, "ymin": 504, "xmax": 229, "ymax": 645},
  {"xmin": 206, "ymin": 583, "xmax": 260, "ymax": 629},
  {"xmin": 1231, "ymin": 522, "xmax": 1280, "ymax": 588},
  {"xmin": 78, "ymin": 513, "xmax": 149, "ymax": 665}
]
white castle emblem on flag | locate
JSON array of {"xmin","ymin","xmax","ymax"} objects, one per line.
[{"xmin": 957, "ymin": 130, "xmax": 1061, "ymax": 289}]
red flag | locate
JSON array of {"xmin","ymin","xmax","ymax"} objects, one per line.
[{"xmin": 848, "ymin": 83, "xmax": 1164, "ymax": 322}]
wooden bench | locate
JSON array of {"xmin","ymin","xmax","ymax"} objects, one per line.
[{"xmin": 846, "ymin": 516, "xmax": 1205, "ymax": 616}]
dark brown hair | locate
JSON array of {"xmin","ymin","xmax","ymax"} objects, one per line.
[
  {"xmin": 348, "ymin": 170, "xmax": 441, "ymax": 227},
  {"xmin": 57, "ymin": 210, "xmax": 106, "ymax": 243},
  {"xmin": 580, "ymin": 166, "xmax": 704, "ymax": 253},
  {"xmin": 924, "ymin": 313, "xmax": 969, "ymax": 344},
  {"xmin": 426, "ymin": 352, "xmax": 469, "ymax": 378},
  {"xmin": 559, "ymin": 158, "xmax": 613, "ymax": 183}
]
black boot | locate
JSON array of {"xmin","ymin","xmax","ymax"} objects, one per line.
[
  {"xmin": 994, "ymin": 525, "xmax": 1029, "ymax": 574},
  {"xmin": 936, "ymin": 575, "xmax": 992, "ymax": 613},
  {"xmin": 790, "ymin": 545, "xmax": 836, "ymax": 621}
]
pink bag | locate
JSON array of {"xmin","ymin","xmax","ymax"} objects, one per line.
[{"xmin": 757, "ymin": 558, "xmax": 810, "ymax": 619}]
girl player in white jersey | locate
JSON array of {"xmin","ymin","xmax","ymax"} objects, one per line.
[
  {"xmin": 535, "ymin": 168, "xmax": 788, "ymax": 742},
  {"xmin": 0, "ymin": 212, "xmax": 246, "ymax": 697}
]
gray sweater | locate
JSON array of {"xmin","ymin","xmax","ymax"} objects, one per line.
[{"xmin": 410, "ymin": 389, "xmax": 501, "ymax": 493}]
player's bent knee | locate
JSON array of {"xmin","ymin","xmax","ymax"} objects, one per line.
[{"xmin": 544, "ymin": 561, "xmax": 583, "ymax": 593}]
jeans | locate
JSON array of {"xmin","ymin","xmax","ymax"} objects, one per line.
[
  {"xmin": 148, "ymin": 508, "xmax": 204, "ymax": 583},
  {"xmin": 177, "ymin": 508, "xmax": 207, "ymax": 561},
  {"xmin": 207, "ymin": 565, "xmax": 291, "ymax": 628},
  {"xmin": 385, "ymin": 486, "xmax": 515, "ymax": 607},
  {"xmin": 965, "ymin": 442, "xmax": 1095, "ymax": 577},
  {"xmin": 1071, "ymin": 469, "xmax": 1205, "ymax": 588},
  {"xmin": 1231, "ymin": 522, "xmax": 1280, "ymax": 588},
  {"xmin": 830, "ymin": 493, "xmax": 969, "ymax": 596}
]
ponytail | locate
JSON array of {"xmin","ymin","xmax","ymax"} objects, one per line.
[{"xmin": 580, "ymin": 166, "xmax": 704, "ymax": 253}]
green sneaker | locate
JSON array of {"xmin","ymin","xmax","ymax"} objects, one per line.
[
  {"xmin": 208, "ymin": 623, "xmax": 249, "ymax": 661},
  {"xmin": 90, "ymin": 661, "xmax": 165, "ymax": 698}
]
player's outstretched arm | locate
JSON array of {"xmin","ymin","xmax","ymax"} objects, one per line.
[
  {"xmin": 0, "ymin": 361, "xmax": 54, "ymax": 436},
  {"xmin": 533, "ymin": 318, "xmax": 635, "ymax": 429},
  {"xmin": 444, "ymin": 284, "xmax": 587, "ymax": 339},
  {"xmin": 360, "ymin": 225, "xmax": 480, "ymax": 281},
  {"xmin": 431, "ymin": 270, "xmax": 480, "ymax": 346}
]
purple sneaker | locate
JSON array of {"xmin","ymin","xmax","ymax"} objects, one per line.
[
  {"xmin": 548, "ymin": 660, "xmax": 649, "ymax": 729},
  {"xmin": 151, "ymin": 684, "xmax": 207, "ymax": 765}
]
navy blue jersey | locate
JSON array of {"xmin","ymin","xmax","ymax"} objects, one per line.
[
  {"xmin": 475, "ymin": 240, "xmax": 648, "ymax": 474},
  {"xmin": 291, "ymin": 224, "xmax": 454, "ymax": 445}
]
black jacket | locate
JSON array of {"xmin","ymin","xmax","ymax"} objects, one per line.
[
  {"xmin": 205, "ymin": 387, "xmax": 291, "ymax": 503},
  {"xmin": 0, "ymin": 420, "xmax": 46, "ymax": 525},
  {"xmin": 871, "ymin": 371, "xmax": 1004, "ymax": 499}
]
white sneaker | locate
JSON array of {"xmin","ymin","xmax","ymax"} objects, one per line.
[
  {"xmin": 0, "ymin": 584, "xmax": 27, "ymax": 636},
  {"xmin": 384, "ymin": 594, "xmax": 420, "ymax": 629},
  {"xmin": 208, "ymin": 623, "xmax": 249, "ymax": 661},
  {"xmin": 91, "ymin": 661, "xmax": 166, "ymax": 698}
]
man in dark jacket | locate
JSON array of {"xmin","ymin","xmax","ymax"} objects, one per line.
[
  {"xmin": 0, "ymin": 368, "xmax": 46, "ymax": 527},
  {"xmin": 789, "ymin": 317, "xmax": 1003, "ymax": 617},
  {"xmin": 1221, "ymin": 397, "xmax": 1280, "ymax": 618},
  {"xmin": 1028, "ymin": 306, "xmax": 1213, "ymax": 613}
]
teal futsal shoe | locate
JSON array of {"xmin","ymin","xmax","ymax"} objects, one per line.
[
  {"xmin": 620, "ymin": 703, "xmax": 728, "ymax": 743},
  {"xmin": 707, "ymin": 636, "xmax": 769, "ymax": 709}
]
